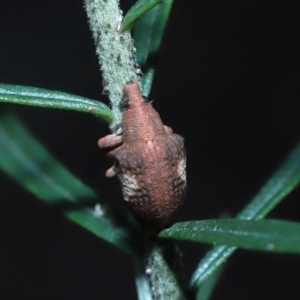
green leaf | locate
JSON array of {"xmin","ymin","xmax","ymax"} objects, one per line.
[
  {"xmin": 140, "ymin": 68, "xmax": 154, "ymax": 98},
  {"xmin": 134, "ymin": 258, "xmax": 153, "ymax": 300},
  {"xmin": 134, "ymin": 0, "xmax": 172, "ymax": 66},
  {"xmin": 160, "ymin": 219, "xmax": 300, "ymax": 254},
  {"xmin": 133, "ymin": 0, "xmax": 173, "ymax": 96},
  {"xmin": 0, "ymin": 84, "xmax": 115, "ymax": 123},
  {"xmin": 191, "ymin": 245, "xmax": 235, "ymax": 290},
  {"xmin": 190, "ymin": 141, "xmax": 300, "ymax": 288},
  {"xmin": 122, "ymin": 0, "xmax": 162, "ymax": 32},
  {"xmin": 0, "ymin": 113, "xmax": 134, "ymax": 254},
  {"xmin": 196, "ymin": 264, "xmax": 224, "ymax": 300}
]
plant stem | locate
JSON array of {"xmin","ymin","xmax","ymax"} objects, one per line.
[
  {"xmin": 144, "ymin": 238, "xmax": 188, "ymax": 300},
  {"xmin": 84, "ymin": 2, "xmax": 186, "ymax": 298},
  {"xmin": 134, "ymin": 257, "xmax": 153, "ymax": 300},
  {"xmin": 84, "ymin": 0, "xmax": 140, "ymax": 132}
]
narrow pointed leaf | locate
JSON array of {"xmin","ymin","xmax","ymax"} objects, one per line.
[
  {"xmin": 191, "ymin": 245, "xmax": 235, "ymax": 290},
  {"xmin": 134, "ymin": 0, "xmax": 172, "ymax": 66},
  {"xmin": 122, "ymin": 0, "xmax": 162, "ymax": 31},
  {"xmin": 190, "ymin": 141, "xmax": 300, "ymax": 288},
  {"xmin": 160, "ymin": 219, "xmax": 300, "ymax": 254},
  {"xmin": 134, "ymin": 258, "xmax": 153, "ymax": 300},
  {"xmin": 140, "ymin": 68, "xmax": 154, "ymax": 98},
  {"xmin": 0, "ymin": 84, "xmax": 115, "ymax": 123},
  {"xmin": 196, "ymin": 264, "xmax": 224, "ymax": 300},
  {"xmin": 133, "ymin": 0, "xmax": 173, "ymax": 96},
  {"xmin": 0, "ymin": 113, "xmax": 134, "ymax": 253}
]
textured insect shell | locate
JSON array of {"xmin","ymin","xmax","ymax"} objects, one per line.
[
  {"xmin": 115, "ymin": 103, "xmax": 186, "ymax": 229},
  {"xmin": 115, "ymin": 133, "xmax": 186, "ymax": 229},
  {"xmin": 122, "ymin": 102, "xmax": 166, "ymax": 143}
]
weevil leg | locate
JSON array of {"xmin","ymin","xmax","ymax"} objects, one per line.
[
  {"xmin": 164, "ymin": 125, "xmax": 173, "ymax": 134},
  {"xmin": 106, "ymin": 165, "xmax": 117, "ymax": 178},
  {"xmin": 98, "ymin": 134, "xmax": 123, "ymax": 157},
  {"xmin": 98, "ymin": 134, "xmax": 123, "ymax": 149}
]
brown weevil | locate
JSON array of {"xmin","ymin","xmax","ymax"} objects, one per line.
[{"xmin": 98, "ymin": 81, "xmax": 186, "ymax": 229}]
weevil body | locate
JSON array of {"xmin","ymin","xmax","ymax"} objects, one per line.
[{"xmin": 98, "ymin": 82, "xmax": 186, "ymax": 229}]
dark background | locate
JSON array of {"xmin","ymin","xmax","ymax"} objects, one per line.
[{"xmin": 1, "ymin": 0, "xmax": 300, "ymax": 299}]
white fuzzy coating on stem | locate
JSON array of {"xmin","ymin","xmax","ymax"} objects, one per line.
[{"xmin": 84, "ymin": 0, "xmax": 140, "ymax": 132}]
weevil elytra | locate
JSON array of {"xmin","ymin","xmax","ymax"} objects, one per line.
[{"xmin": 98, "ymin": 82, "xmax": 186, "ymax": 229}]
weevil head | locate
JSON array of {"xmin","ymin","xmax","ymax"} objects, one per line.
[{"xmin": 123, "ymin": 81, "xmax": 150, "ymax": 110}]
